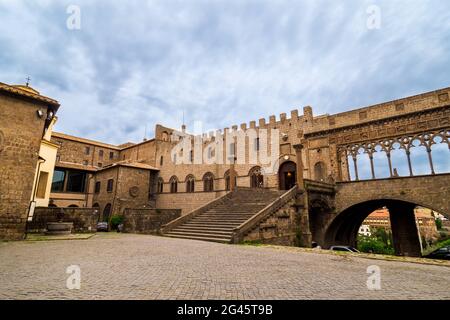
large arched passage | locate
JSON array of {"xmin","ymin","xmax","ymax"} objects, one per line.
[
  {"xmin": 278, "ymin": 161, "xmax": 296, "ymax": 190},
  {"xmin": 323, "ymin": 199, "xmax": 440, "ymax": 257}
]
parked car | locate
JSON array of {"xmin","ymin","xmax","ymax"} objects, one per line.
[
  {"xmin": 424, "ymin": 246, "xmax": 450, "ymax": 260},
  {"xmin": 96, "ymin": 222, "xmax": 109, "ymax": 232},
  {"xmin": 329, "ymin": 246, "xmax": 360, "ymax": 253}
]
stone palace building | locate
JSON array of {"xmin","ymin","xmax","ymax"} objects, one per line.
[{"xmin": 1, "ymin": 80, "xmax": 449, "ymax": 256}]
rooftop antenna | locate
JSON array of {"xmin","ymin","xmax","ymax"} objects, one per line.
[
  {"xmin": 182, "ymin": 109, "xmax": 186, "ymax": 133},
  {"xmin": 25, "ymin": 76, "xmax": 31, "ymax": 87},
  {"xmin": 143, "ymin": 124, "xmax": 148, "ymax": 142}
]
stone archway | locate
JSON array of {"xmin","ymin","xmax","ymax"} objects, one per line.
[
  {"xmin": 279, "ymin": 161, "xmax": 296, "ymax": 190},
  {"xmin": 324, "ymin": 199, "xmax": 426, "ymax": 257},
  {"xmin": 249, "ymin": 166, "xmax": 264, "ymax": 188}
]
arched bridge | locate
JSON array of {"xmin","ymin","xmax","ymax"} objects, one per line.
[{"xmin": 305, "ymin": 173, "xmax": 450, "ymax": 257}]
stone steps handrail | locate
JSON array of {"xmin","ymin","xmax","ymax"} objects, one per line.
[
  {"xmin": 231, "ymin": 186, "xmax": 298, "ymax": 244},
  {"xmin": 161, "ymin": 192, "xmax": 232, "ymax": 234}
]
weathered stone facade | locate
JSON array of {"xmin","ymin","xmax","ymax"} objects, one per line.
[
  {"xmin": 92, "ymin": 163, "xmax": 155, "ymax": 221},
  {"xmin": 122, "ymin": 208, "xmax": 181, "ymax": 234},
  {"xmin": 242, "ymin": 197, "xmax": 299, "ymax": 246},
  {"xmin": 0, "ymin": 83, "xmax": 59, "ymax": 240},
  {"xmin": 27, "ymin": 207, "xmax": 99, "ymax": 233},
  {"xmin": 21, "ymin": 84, "xmax": 445, "ymax": 254}
]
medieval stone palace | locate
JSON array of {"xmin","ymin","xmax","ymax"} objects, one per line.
[{"xmin": 1, "ymin": 81, "xmax": 449, "ymax": 257}]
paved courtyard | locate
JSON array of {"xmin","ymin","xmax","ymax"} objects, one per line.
[{"xmin": 0, "ymin": 233, "xmax": 449, "ymax": 300}]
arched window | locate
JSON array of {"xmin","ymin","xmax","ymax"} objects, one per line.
[
  {"xmin": 224, "ymin": 170, "xmax": 237, "ymax": 191},
  {"xmin": 249, "ymin": 166, "xmax": 264, "ymax": 188},
  {"xmin": 169, "ymin": 176, "xmax": 178, "ymax": 193},
  {"xmin": 103, "ymin": 203, "xmax": 112, "ymax": 223},
  {"xmin": 92, "ymin": 203, "xmax": 100, "ymax": 208},
  {"xmin": 157, "ymin": 178, "xmax": 164, "ymax": 193},
  {"xmin": 161, "ymin": 131, "xmax": 169, "ymax": 142},
  {"xmin": 314, "ymin": 162, "xmax": 327, "ymax": 182},
  {"xmin": 203, "ymin": 172, "xmax": 214, "ymax": 192},
  {"xmin": 185, "ymin": 175, "xmax": 195, "ymax": 193},
  {"xmin": 68, "ymin": 204, "xmax": 79, "ymax": 208}
]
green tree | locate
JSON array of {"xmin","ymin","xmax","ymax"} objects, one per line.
[
  {"xmin": 110, "ymin": 215, "xmax": 124, "ymax": 230},
  {"xmin": 435, "ymin": 218, "xmax": 442, "ymax": 230}
]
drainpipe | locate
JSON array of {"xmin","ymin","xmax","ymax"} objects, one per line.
[{"xmin": 25, "ymin": 156, "xmax": 46, "ymax": 239}]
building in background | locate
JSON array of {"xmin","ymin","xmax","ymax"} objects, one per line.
[
  {"xmin": 0, "ymin": 82, "xmax": 60, "ymax": 240},
  {"xmin": 361, "ymin": 207, "xmax": 440, "ymax": 243}
]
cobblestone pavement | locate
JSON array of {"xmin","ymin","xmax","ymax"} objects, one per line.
[{"xmin": 1, "ymin": 234, "xmax": 449, "ymax": 300}]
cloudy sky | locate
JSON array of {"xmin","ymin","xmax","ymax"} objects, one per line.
[{"xmin": 1, "ymin": 0, "xmax": 449, "ymax": 145}]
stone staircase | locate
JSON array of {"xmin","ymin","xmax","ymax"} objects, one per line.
[{"xmin": 162, "ymin": 188, "xmax": 287, "ymax": 243}]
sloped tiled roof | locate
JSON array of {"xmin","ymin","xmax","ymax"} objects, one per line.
[{"xmin": 0, "ymin": 82, "xmax": 59, "ymax": 107}]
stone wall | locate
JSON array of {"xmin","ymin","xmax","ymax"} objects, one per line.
[
  {"xmin": 92, "ymin": 165, "xmax": 152, "ymax": 220},
  {"xmin": 334, "ymin": 174, "xmax": 450, "ymax": 219},
  {"xmin": 0, "ymin": 93, "xmax": 49, "ymax": 240},
  {"xmin": 51, "ymin": 132, "xmax": 120, "ymax": 168},
  {"xmin": 27, "ymin": 207, "xmax": 99, "ymax": 233},
  {"xmin": 242, "ymin": 198, "xmax": 299, "ymax": 246},
  {"xmin": 156, "ymin": 191, "xmax": 226, "ymax": 214},
  {"xmin": 122, "ymin": 208, "xmax": 181, "ymax": 234}
]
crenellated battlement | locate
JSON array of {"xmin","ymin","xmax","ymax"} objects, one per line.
[{"xmin": 223, "ymin": 108, "xmax": 305, "ymax": 134}]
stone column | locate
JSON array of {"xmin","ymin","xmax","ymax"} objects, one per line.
[
  {"xmin": 293, "ymin": 144, "xmax": 305, "ymax": 190},
  {"xmin": 293, "ymin": 143, "xmax": 312, "ymax": 247},
  {"xmin": 229, "ymin": 157, "xmax": 237, "ymax": 192},
  {"xmin": 389, "ymin": 203, "xmax": 422, "ymax": 257}
]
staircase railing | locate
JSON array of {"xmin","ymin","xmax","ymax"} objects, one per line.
[
  {"xmin": 161, "ymin": 191, "xmax": 233, "ymax": 234},
  {"xmin": 230, "ymin": 186, "xmax": 298, "ymax": 244}
]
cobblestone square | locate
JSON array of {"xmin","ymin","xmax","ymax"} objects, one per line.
[{"xmin": 0, "ymin": 234, "xmax": 449, "ymax": 300}]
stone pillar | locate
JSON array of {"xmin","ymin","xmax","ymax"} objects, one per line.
[
  {"xmin": 293, "ymin": 144, "xmax": 305, "ymax": 190},
  {"xmin": 229, "ymin": 157, "xmax": 237, "ymax": 192},
  {"xmin": 389, "ymin": 203, "xmax": 422, "ymax": 257},
  {"xmin": 293, "ymin": 143, "xmax": 311, "ymax": 247}
]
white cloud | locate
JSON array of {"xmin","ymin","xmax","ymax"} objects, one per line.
[{"xmin": 0, "ymin": 0, "xmax": 449, "ymax": 144}]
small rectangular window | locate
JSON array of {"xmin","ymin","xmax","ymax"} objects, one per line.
[
  {"xmin": 99, "ymin": 150, "xmax": 104, "ymax": 158},
  {"xmin": 160, "ymin": 156, "xmax": 164, "ymax": 166},
  {"xmin": 255, "ymin": 138, "xmax": 260, "ymax": 151},
  {"xmin": 109, "ymin": 152, "xmax": 114, "ymax": 160},
  {"xmin": 36, "ymin": 171, "xmax": 49, "ymax": 199},
  {"xmin": 85, "ymin": 146, "xmax": 90, "ymax": 155},
  {"xmin": 95, "ymin": 181, "xmax": 101, "ymax": 194},
  {"xmin": 107, "ymin": 179, "xmax": 114, "ymax": 192}
]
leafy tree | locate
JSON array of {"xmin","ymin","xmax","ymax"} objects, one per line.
[
  {"xmin": 110, "ymin": 215, "xmax": 124, "ymax": 230},
  {"xmin": 357, "ymin": 229, "xmax": 395, "ymax": 255},
  {"xmin": 435, "ymin": 218, "xmax": 443, "ymax": 230}
]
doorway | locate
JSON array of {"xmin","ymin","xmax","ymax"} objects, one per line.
[{"xmin": 279, "ymin": 161, "xmax": 296, "ymax": 190}]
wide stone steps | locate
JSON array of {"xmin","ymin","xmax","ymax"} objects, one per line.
[
  {"xmin": 165, "ymin": 234, "xmax": 231, "ymax": 243},
  {"xmin": 176, "ymin": 226, "xmax": 235, "ymax": 232},
  {"xmin": 183, "ymin": 223, "xmax": 241, "ymax": 228},
  {"xmin": 164, "ymin": 188, "xmax": 286, "ymax": 243}
]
